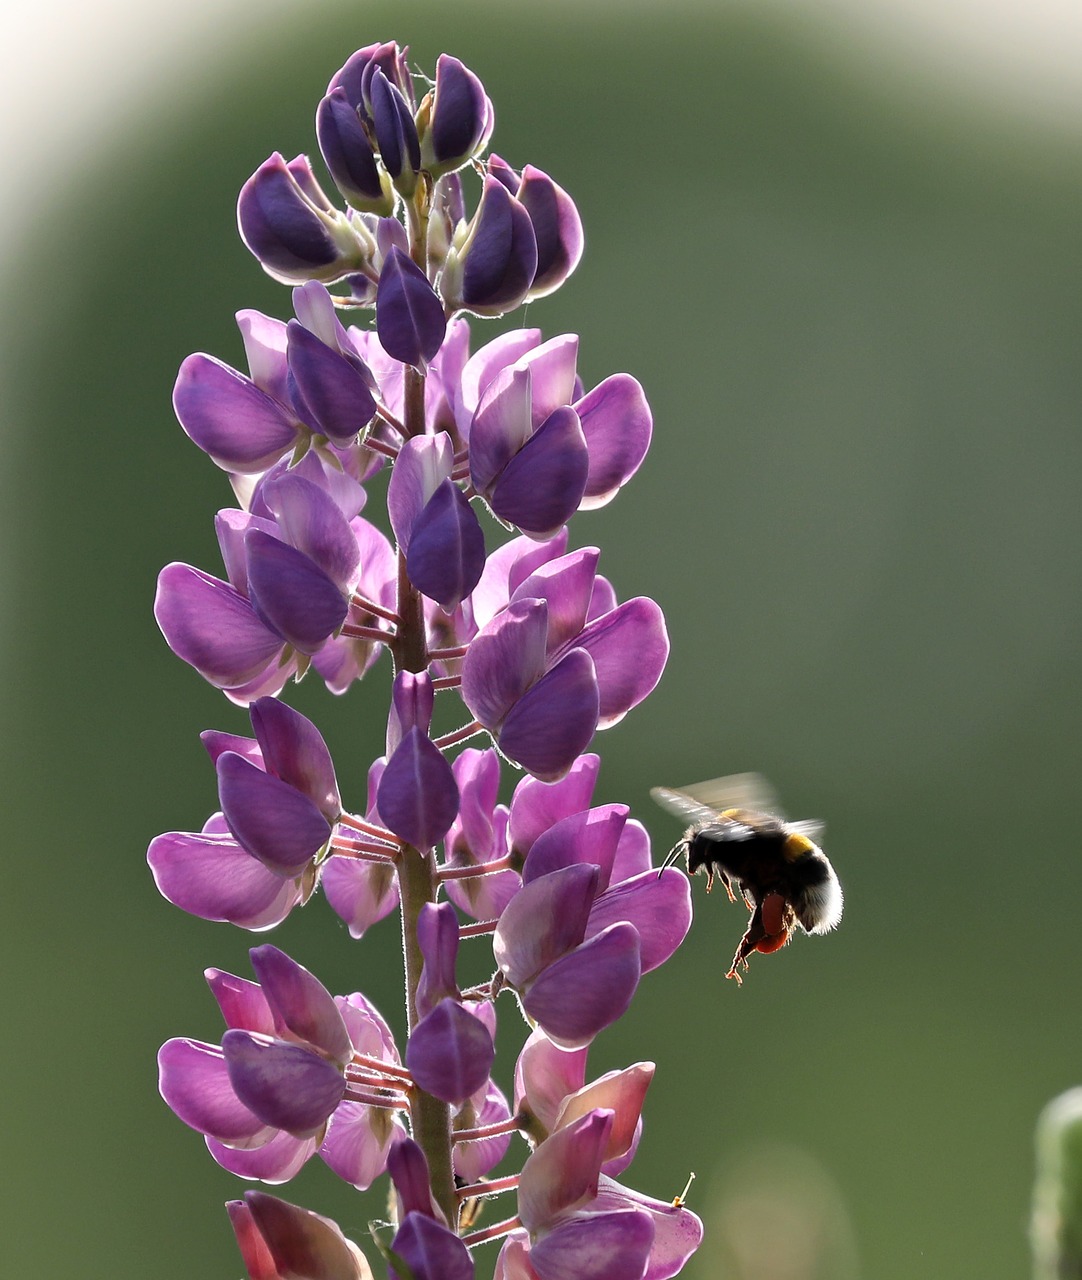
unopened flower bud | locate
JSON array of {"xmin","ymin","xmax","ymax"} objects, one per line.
[
  {"xmin": 316, "ymin": 88, "xmax": 396, "ymax": 216},
  {"xmin": 418, "ymin": 54, "xmax": 494, "ymax": 179},
  {"xmin": 441, "ymin": 177, "xmax": 538, "ymax": 317}
]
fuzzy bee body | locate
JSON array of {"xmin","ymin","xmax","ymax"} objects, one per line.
[{"xmin": 652, "ymin": 776, "xmax": 843, "ymax": 982}]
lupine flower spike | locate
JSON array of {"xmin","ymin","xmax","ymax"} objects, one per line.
[{"xmin": 150, "ymin": 38, "xmax": 702, "ymax": 1279}]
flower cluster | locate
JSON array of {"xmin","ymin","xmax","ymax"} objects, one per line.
[{"xmin": 151, "ymin": 40, "xmax": 702, "ymax": 1279}]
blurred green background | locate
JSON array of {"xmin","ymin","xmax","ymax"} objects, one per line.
[{"xmin": 3, "ymin": 2, "xmax": 1081, "ymax": 1277}]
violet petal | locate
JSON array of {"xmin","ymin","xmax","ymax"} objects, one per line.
[
  {"xmin": 316, "ymin": 86, "xmax": 392, "ymax": 214},
  {"xmin": 489, "ymin": 405, "xmax": 588, "ymax": 540},
  {"xmin": 518, "ymin": 1109, "xmax": 613, "ymax": 1232},
  {"xmin": 174, "ymin": 353, "xmax": 298, "ymax": 473},
  {"xmin": 511, "ymin": 548, "xmax": 599, "ymax": 657},
  {"xmin": 322, "ymin": 857, "xmax": 399, "ymax": 940},
  {"xmin": 517, "ymin": 165, "xmax": 585, "ymax": 300},
  {"xmin": 468, "ymin": 363, "xmax": 533, "ymax": 495},
  {"xmin": 406, "ymin": 998, "xmax": 495, "ymax": 1104},
  {"xmin": 594, "ymin": 1177, "xmax": 704, "ymax": 1280},
  {"xmin": 286, "ymin": 320, "xmax": 378, "ymax": 443},
  {"xmin": 507, "ymin": 754, "xmax": 600, "ymax": 858},
  {"xmin": 205, "ymin": 968, "xmax": 275, "ymax": 1035},
  {"xmin": 460, "ymin": 597, "xmax": 549, "ymax": 731},
  {"xmin": 249, "ymin": 945, "xmax": 352, "ymax": 1064},
  {"xmin": 522, "ymin": 924, "xmax": 641, "ymax": 1050},
  {"xmin": 455, "ymin": 177, "xmax": 538, "ymax": 316},
  {"xmin": 406, "ymin": 480, "xmax": 486, "ymax": 612},
  {"xmin": 211, "ymin": 1130, "xmax": 317, "ymax": 1184},
  {"xmin": 158, "ymin": 1038, "xmax": 272, "ymax": 1147},
  {"xmin": 223, "ymin": 1031, "xmax": 345, "ymax": 1138},
  {"xmin": 424, "ymin": 54, "xmax": 491, "ymax": 176},
  {"xmin": 493, "ymin": 864, "xmax": 598, "ymax": 990},
  {"xmin": 522, "ymin": 805, "xmax": 628, "ymax": 892},
  {"xmin": 245, "ymin": 530, "xmax": 348, "ymax": 654},
  {"xmin": 377, "ymin": 726, "xmax": 459, "ymax": 850},
  {"xmin": 586, "ymin": 869, "xmax": 693, "ymax": 974},
  {"xmin": 575, "ymin": 373, "xmax": 652, "ymax": 509},
  {"xmin": 376, "ymin": 247, "xmax": 446, "ymax": 368},
  {"xmin": 530, "ymin": 1209, "xmax": 654, "ymax": 1280},
  {"xmin": 415, "ymin": 903, "xmax": 461, "ymax": 1018},
  {"xmin": 237, "ymin": 153, "xmax": 345, "ymax": 284},
  {"xmin": 217, "ymin": 751, "xmax": 331, "ymax": 876},
  {"xmin": 386, "ymin": 433, "xmax": 454, "ymax": 552},
  {"xmin": 390, "ymin": 1212, "xmax": 474, "ymax": 1280},
  {"xmin": 571, "ymin": 598, "xmax": 669, "ymax": 729},
  {"xmin": 250, "ymin": 697, "xmax": 341, "ymax": 823},
  {"xmin": 320, "ymin": 1100, "xmax": 403, "ymax": 1192},
  {"xmin": 497, "ymin": 648, "xmax": 599, "ymax": 782},
  {"xmin": 514, "ymin": 1029, "xmax": 588, "ymax": 1132}
]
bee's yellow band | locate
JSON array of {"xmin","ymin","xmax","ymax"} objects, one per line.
[{"xmin": 783, "ymin": 833, "xmax": 814, "ymax": 862}]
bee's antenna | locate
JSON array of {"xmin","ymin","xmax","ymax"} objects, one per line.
[{"xmin": 657, "ymin": 839, "xmax": 685, "ymax": 879}]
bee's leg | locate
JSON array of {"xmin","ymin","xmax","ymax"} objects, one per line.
[
  {"xmin": 718, "ymin": 871, "xmax": 737, "ymax": 904},
  {"xmin": 704, "ymin": 866, "xmax": 714, "ymax": 894}
]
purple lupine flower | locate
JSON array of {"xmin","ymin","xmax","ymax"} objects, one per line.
[
  {"xmin": 442, "ymin": 176, "xmax": 538, "ymax": 318},
  {"xmin": 237, "ymin": 153, "xmax": 374, "ymax": 286},
  {"xmin": 419, "ymin": 54, "xmax": 494, "ymax": 179},
  {"xmin": 487, "ymin": 155, "xmax": 584, "ymax": 300},
  {"xmin": 376, "ymin": 248, "xmax": 447, "ymax": 369},
  {"xmin": 228, "ymin": 1191, "xmax": 375, "ymax": 1280},
  {"xmin": 441, "ymin": 748, "xmax": 522, "ymax": 920},
  {"xmin": 320, "ymin": 758, "xmax": 399, "ymax": 938},
  {"xmin": 159, "ymin": 949, "xmax": 406, "ymax": 1188},
  {"xmin": 316, "ymin": 86, "xmax": 395, "ymax": 216}
]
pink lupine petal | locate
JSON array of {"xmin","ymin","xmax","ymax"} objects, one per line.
[
  {"xmin": 522, "ymin": 923, "xmax": 641, "ymax": 1050},
  {"xmin": 158, "ymin": 1038, "xmax": 273, "ymax": 1147},
  {"xmin": 453, "ymin": 1078, "xmax": 513, "ymax": 1182},
  {"xmin": 222, "ymin": 1031, "xmax": 346, "ymax": 1138},
  {"xmin": 493, "ymin": 864, "xmax": 598, "ymax": 989},
  {"xmin": 470, "ymin": 529, "xmax": 568, "ymax": 632},
  {"xmin": 574, "ymin": 373, "xmax": 652, "ymax": 509},
  {"xmin": 586, "ymin": 869, "xmax": 693, "ymax": 974},
  {"xmin": 469, "ymin": 363, "xmax": 533, "ymax": 494},
  {"xmin": 386, "ymin": 434, "xmax": 454, "ymax": 552},
  {"xmin": 377, "ymin": 726, "xmax": 460, "ymax": 850},
  {"xmin": 226, "ymin": 1199, "xmax": 279, "ymax": 1280},
  {"xmin": 585, "ymin": 574, "xmax": 618, "ymax": 624},
  {"xmin": 514, "ymin": 1029, "xmax": 588, "ymax": 1132},
  {"xmin": 249, "ymin": 697, "xmax": 341, "ymax": 823},
  {"xmin": 201, "ymin": 730, "xmax": 263, "ymax": 768},
  {"xmin": 243, "ymin": 1191, "xmax": 373, "ymax": 1279},
  {"xmin": 217, "ymin": 751, "xmax": 331, "ymax": 876},
  {"xmin": 522, "ymin": 805, "xmax": 629, "ymax": 892},
  {"xmin": 458, "ymin": 327, "xmax": 541, "ymax": 423},
  {"xmin": 322, "ymin": 857, "xmax": 399, "ymax": 940},
  {"xmin": 460, "ymin": 597, "xmax": 550, "ymax": 730},
  {"xmin": 173, "ymin": 353, "xmax": 298, "ymax": 474},
  {"xmin": 320, "ymin": 1100, "xmax": 403, "ymax": 1191},
  {"xmin": 517, "ymin": 334, "xmax": 579, "ymax": 429},
  {"xmin": 147, "ymin": 830, "xmax": 303, "ymax": 930},
  {"xmin": 210, "ymin": 1130, "xmax": 317, "ymax": 1183},
  {"xmin": 405, "ymin": 999, "xmax": 495, "ymax": 1104},
  {"xmin": 216, "ymin": 509, "xmax": 278, "ymax": 596},
  {"xmin": 261, "ymin": 472, "xmax": 362, "ymax": 594},
  {"xmin": 237, "ymin": 308, "xmax": 290, "ymax": 403},
  {"xmin": 507, "ymin": 753, "xmax": 600, "ymax": 858},
  {"xmin": 570, "ymin": 597, "xmax": 669, "ymax": 729},
  {"xmin": 497, "ymin": 648, "xmax": 599, "ymax": 782},
  {"xmin": 511, "ymin": 547, "xmax": 599, "ymax": 657},
  {"xmin": 488, "ymin": 405, "xmax": 589, "ymax": 541},
  {"xmin": 249, "ymin": 945, "xmax": 352, "ymax": 1064},
  {"xmin": 518, "ymin": 1108, "xmax": 614, "ymax": 1233},
  {"xmin": 154, "ymin": 563, "xmax": 284, "ymax": 688},
  {"xmin": 205, "ymin": 970, "xmax": 275, "ymax": 1035},
  {"xmin": 554, "ymin": 1063, "xmax": 654, "ymax": 1164},
  {"xmin": 594, "ymin": 1177, "xmax": 704, "ymax": 1280},
  {"xmin": 336, "ymin": 991, "xmax": 400, "ymax": 1065},
  {"xmin": 530, "ymin": 1208, "xmax": 654, "ymax": 1280},
  {"xmin": 611, "ymin": 819, "xmax": 653, "ymax": 882}
]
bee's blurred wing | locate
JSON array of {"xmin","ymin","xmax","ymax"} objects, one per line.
[
  {"xmin": 788, "ymin": 817, "xmax": 826, "ymax": 842},
  {"xmin": 669, "ymin": 773, "xmax": 783, "ymax": 818},
  {"xmin": 649, "ymin": 786, "xmax": 718, "ymax": 827}
]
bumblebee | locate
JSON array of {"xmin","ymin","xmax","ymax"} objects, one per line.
[{"xmin": 652, "ymin": 774, "xmax": 843, "ymax": 983}]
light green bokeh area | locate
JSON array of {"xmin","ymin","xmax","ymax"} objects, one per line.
[{"xmin": 3, "ymin": 3, "xmax": 1081, "ymax": 1277}]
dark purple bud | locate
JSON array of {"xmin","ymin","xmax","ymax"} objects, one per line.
[
  {"xmin": 488, "ymin": 405, "xmax": 589, "ymax": 539},
  {"xmin": 406, "ymin": 999, "xmax": 495, "ymax": 1104},
  {"xmin": 217, "ymin": 751, "xmax": 332, "ymax": 876},
  {"xmin": 493, "ymin": 864, "xmax": 598, "ymax": 990},
  {"xmin": 574, "ymin": 374, "xmax": 652, "ymax": 509},
  {"xmin": 236, "ymin": 1191, "xmax": 369, "ymax": 1280},
  {"xmin": 249, "ymin": 945, "xmax": 352, "ymax": 1063},
  {"xmin": 376, "ymin": 248, "xmax": 447, "ymax": 368},
  {"xmin": 244, "ymin": 530, "xmax": 348, "ymax": 654},
  {"xmin": 286, "ymin": 320, "xmax": 378, "ymax": 443},
  {"xmin": 387, "ymin": 1138, "xmax": 444, "ymax": 1223},
  {"xmin": 154, "ymin": 563, "xmax": 285, "ymax": 690},
  {"xmin": 444, "ymin": 178, "xmax": 538, "ymax": 317},
  {"xmin": 390, "ymin": 1211, "xmax": 474, "ymax": 1280},
  {"xmin": 406, "ymin": 480, "xmax": 486, "ymax": 611},
  {"xmin": 531, "ymin": 1209, "xmax": 655, "ymax": 1280},
  {"xmin": 329, "ymin": 42, "xmax": 412, "ymax": 117},
  {"xmin": 517, "ymin": 165, "xmax": 585, "ymax": 300},
  {"xmin": 222, "ymin": 1031, "xmax": 345, "ymax": 1137},
  {"xmin": 486, "ymin": 153, "xmax": 520, "ymax": 193},
  {"xmin": 497, "ymin": 648, "xmax": 600, "ymax": 782},
  {"xmin": 377, "ymin": 726, "xmax": 459, "ymax": 849},
  {"xmin": 369, "ymin": 70, "xmax": 420, "ymax": 195},
  {"xmin": 174, "ymin": 354, "xmax": 299, "ymax": 474},
  {"xmin": 238, "ymin": 153, "xmax": 361, "ymax": 286},
  {"xmin": 316, "ymin": 87, "xmax": 394, "ymax": 215},
  {"xmin": 522, "ymin": 923, "xmax": 641, "ymax": 1050},
  {"xmin": 421, "ymin": 54, "xmax": 493, "ymax": 178},
  {"xmin": 415, "ymin": 903, "xmax": 461, "ymax": 1018},
  {"xmin": 249, "ymin": 697, "xmax": 341, "ymax": 824}
]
